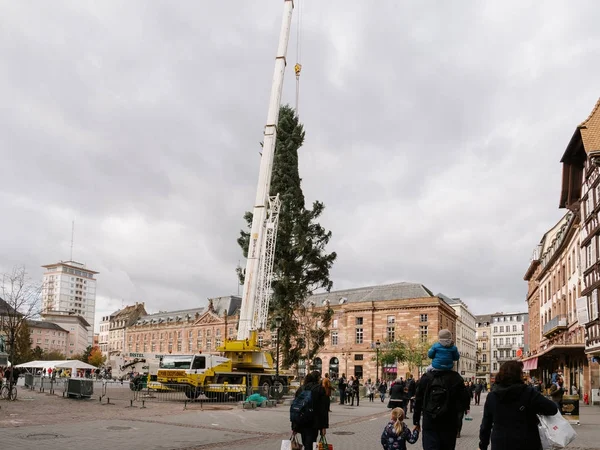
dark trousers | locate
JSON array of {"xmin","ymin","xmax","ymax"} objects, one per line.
[
  {"xmin": 422, "ymin": 428, "xmax": 458, "ymax": 450},
  {"xmin": 339, "ymin": 388, "xmax": 346, "ymax": 405},
  {"xmin": 300, "ymin": 428, "xmax": 319, "ymax": 450},
  {"xmin": 474, "ymin": 391, "xmax": 481, "ymax": 405},
  {"xmin": 456, "ymin": 412, "xmax": 464, "ymax": 435},
  {"xmin": 369, "ymin": 393, "xmax": 374, "ymax": 402}
]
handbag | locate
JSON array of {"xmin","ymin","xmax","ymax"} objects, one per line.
[
  {"xmin": 281, "ymin": 434, "xmax": 303, "ymax": 450},
  {"xmin": 312, "ymin": 435, "xmax": 333, "ymax": 450},
  {"xmin": 537, "ymin": 412, "xmax": 577, "ymax": 449}
]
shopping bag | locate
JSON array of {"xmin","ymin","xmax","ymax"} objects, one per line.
[
  {"xmin": 464, "ymin": 411, "xmax": 473, "ymax": 421},
  {"xmin": 538, "ymin": 412, "xmax": 577, "ymax": 449},
  {"xmin": 282, "ymin": 434, "xmax": 303, "ymax": 450},
  {"xmin": 312, "ymin": 435, "xmax": 333, "ymax": 450}
]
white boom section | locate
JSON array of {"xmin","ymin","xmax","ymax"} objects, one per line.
[
  {"xmin": 254, "ymin": 195, "xmax": 281, "ymax": 331},
  {"xmin": 237, "ymin": 0, "xmax": 294, "ymax": 341}
]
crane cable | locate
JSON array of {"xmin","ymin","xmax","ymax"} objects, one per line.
[{"xmin": 294, "ymin": 0, "xmax": 303, "ymax": 115}]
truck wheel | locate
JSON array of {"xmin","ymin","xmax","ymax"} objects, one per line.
[
  {"xmin": 185, "ymin": 387, "xmax": 200, "ymax": 399},
  {"xmin": 260, "ymin": 379, "xmax": 271, "ymax": 397},
  {"xmin": 272, "ymin": 379, "xmax": 286, "ymax": 399}
]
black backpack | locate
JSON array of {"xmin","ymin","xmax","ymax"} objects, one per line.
[
  {"xmin": 290, "ymin": 387, "xmax": 314, "ymax": 427},
  {"xmin": 423, "ymin": 372, "xmax": 452, "ymax": 419}
]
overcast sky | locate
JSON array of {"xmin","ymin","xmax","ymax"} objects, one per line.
[{"xmin": 1, "ymin": 1, "xmax": 599, "ymax": 330}]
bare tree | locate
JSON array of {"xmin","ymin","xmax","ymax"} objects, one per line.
[{"xmin": 0, "ymin": 266, "xmax": 42, "ymax": 388}]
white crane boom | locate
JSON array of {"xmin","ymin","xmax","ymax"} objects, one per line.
[{"xmin": 237, "ymin": 0, "xmax": 294, "ymax": 341}]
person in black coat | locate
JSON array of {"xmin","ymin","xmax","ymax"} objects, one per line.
[
  {"xmin": 292, "ymin": 371, "xmax": 330, "ymax": 449},
  {"xmin": 413, "ymin": 369, "xmax": 470, "ymax": 450},
  {"xmin": 338, "ymin": 373, "xmax": 347, "ymax": 405},
  {"xmin": 479, "ymin": 361, "xmax": 558, "ymax": 450},
  {"xmin": 388, "ymin": 379, "xmax": 405, "ymax": 409}
]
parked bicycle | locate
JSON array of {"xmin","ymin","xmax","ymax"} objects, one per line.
[{"xmin": 1, "ymin": 383, "xmax": 18, "ymax": 401}]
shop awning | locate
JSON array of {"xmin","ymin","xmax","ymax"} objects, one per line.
[{"xmin": 522, "ymin": 357, "xmax": 538, "ymax": 371}]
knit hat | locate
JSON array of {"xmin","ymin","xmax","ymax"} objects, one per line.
[{"xmin": 439, "ymin": 329, "xmax": 452, "ymax": 340}]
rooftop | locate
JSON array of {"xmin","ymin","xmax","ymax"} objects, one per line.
[
  {"xmin": 42, "ymin": 260, "xmax": 99, "ymax": 274},
  {"xmin": 307, "ymin": 282, "xmax": 434, "ymax": 306},
  {"xmin": 579, "ymin": 98, "xmax": 600, "ymax": 153},
  {"xmin": 475, "ymin": 314, "xmax": 493, "ymax": 324},
  {"xmin": 0, "ymin": 297, "xmax": 19, "ymax": 316},
  {"xmin": 27, "ymin": 320, "xmax": 68, "ymax": 333}
]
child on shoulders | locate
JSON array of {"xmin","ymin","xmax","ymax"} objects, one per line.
[{"xmin": 427, "ymin": 329, "xmax": 460, "ymax": 371}]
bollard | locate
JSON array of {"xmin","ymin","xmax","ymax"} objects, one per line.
[
  {"xmin": 107, "ymin": 397, "xmax": 111, "ymax": 404},
  {"xmin": 141, "ymin": 400, "xmax": 146, "ymax": 409},
  {"xmin": 99, "ymin": 396, "xmax": 102, "ymax": 402},
  {"xmin": 184, "ymin": 400, "xmax": 187, "ymax": 410}
]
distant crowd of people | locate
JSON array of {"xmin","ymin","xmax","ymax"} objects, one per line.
[{"xmin": 289, "ymin": 328, "xmax": 568, "ymax": 450}]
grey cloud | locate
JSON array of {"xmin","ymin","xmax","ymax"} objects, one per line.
[{"xmin": 1, "ymin": 1, "xmax": 599, "ymax": 326}]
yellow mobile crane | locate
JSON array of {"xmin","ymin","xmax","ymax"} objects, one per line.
[{"xmin": 157, "ymin": 0, "xmax": 296, "ymax": 400}]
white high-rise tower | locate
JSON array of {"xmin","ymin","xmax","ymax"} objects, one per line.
[{"xmin": 41, "ymin": 260, "xmax": 98, "ymax": 346}]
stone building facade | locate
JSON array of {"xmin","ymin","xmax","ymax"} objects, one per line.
[
  {"xmin": 27, "ymin": 320, "xmax": 69, "ymax": 356},
  {"xmin": 125, "ymin": 297, "xmax": 241, "ymax": 356},
  {"xmin": 522, "ymin": 211, "xmax": 588, "ymax": 392},
  {"xmin": 475, "ymin": 315, "xmax": 491, "ymax": 385},
  {"xmin": 108, "ymin": 303, "xmax": 147, "ymax": 365},
  {"xmin": 439, "ymin": 295, "xmax": 477, "ymax": 381},
  {"xmin": 40, "ymin": 311, "xmax": 90, "ymax": 356},
  {"xmin": 490, "ymin": 312, "xmax": 528, "ymax": 375},
  {"xmin": 557, "ymin": 97, "xmax": 600, "ymax": 398},
  {"xmin": 303, "ymin": 282, "xmax": 457, "ymax": 382}
]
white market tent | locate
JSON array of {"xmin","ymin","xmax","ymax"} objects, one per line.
[
  {"xmin": 14, "ymin": 360, "xmax": 67, "ymax": 371},
  {"xmin": 54, "ymin": 360, "xmax": 96, "ymax": 371}
]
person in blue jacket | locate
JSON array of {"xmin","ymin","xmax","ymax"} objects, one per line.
[{"xmin": 427, "ymin": 329, "xmax": 460, "ymax": 370}]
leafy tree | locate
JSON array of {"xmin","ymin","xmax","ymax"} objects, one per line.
[
  {"xmin": 88, "ymin": 346, "xmax": 105, "ymax": 367},
  {"xmin": 81, "ymin": 345, "xmax": 93, "ymax": 362},
  {"xmin": 403, "ymin": 338, "xmax": 431, "ymax": 376},
  {"xmin": 237, "ymin": 105, "xmax": 337, "ymax": 367},
  {"xmin": 378, "ymin": 341, "xmax": 407, "ymax": 367},
  {"xmin": 32, "ymin": 346, "xmax": 44, "ymax": 360},
  {"xmin": 13, "ymin": 320, "xmax": 32, "ymax": 364},
  {"xmin": 0, "ymin": 266, "xmax": 42, "ymax": 387}
]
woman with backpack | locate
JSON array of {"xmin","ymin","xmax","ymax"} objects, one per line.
[
  {"xmin": 291, "ymin": 371, "xmax": 329, "ymax": 449},
  {"xmin": 478, "ymin": 361, "xmax": 558, "ymax": 450}
]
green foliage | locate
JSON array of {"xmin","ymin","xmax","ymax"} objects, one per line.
[
  {"xmin": 378, "ymin": 341, "xmax": 407, "ymax": 367},
  {"xmin": 42, "ymin": 350, "xmax": 66, "ymax": 361},
  {"xmin": 13, "ymin": 321, "xmax": 32, "ymax": 364},
  {"xmin": 237, "ymin": 105, "xmax": 337, "ymax": 367},
  {"xmin": 32, "ymin": 346, "xmax": 44, "ymax": 360},
  {"xmin": 403, "ymin": 338, "xmax": 431, "ymax": 375},
  {"xmin": 81, "ymin": 345, "xmax": 93, "ymax": 363}
]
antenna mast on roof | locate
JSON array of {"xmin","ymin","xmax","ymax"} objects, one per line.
[{"xmin": 70, "ymin": 220, "xmax": 75, "ymax": 261}]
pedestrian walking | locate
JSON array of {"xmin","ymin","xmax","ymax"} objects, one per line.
[
  {"xmin": 379, "ymin": 380, "xmax": 388, "ymax": 403},
  {"xmin": 388, "ymin": 378, "xmax": 404, "ymax": 410},
  {"xmin": 381, "ymin": 407, "xmax": 420, "ymax": 450},
  {"xmin": 338, "ymin": 374, "xmax": 347, "ymax": 405},
  {"xmin": 322, "ymin": 372, "xmax": 332, "ymax": 412},
  {"xmin": 478, "ymin": 360, "xmax": 557, "ymax": 450},
  {"xmin": 366, "ymin": 379, "xmax": 375, "ymax": 402},
  {"xmin": 290, "ymin": 371, "xmax": 329, "ymax": 450},
  {"xmin": 474, "ymin": 381, "xmax": 483, "ymax": 406},
  {"xmin": 413, "ymin": 368, "xmax": 470, "ymax": 450}
]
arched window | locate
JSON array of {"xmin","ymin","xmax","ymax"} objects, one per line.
[{"xmin": 329, "ymin": 357, "xmax": 339, "ymax": 378}]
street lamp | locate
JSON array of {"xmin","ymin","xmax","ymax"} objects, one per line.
[
  {"xmin": 376, "ymin": 340, "xmax": 381, "ymax": 382},
  {"xmin": 275, "ymin": 316, "xmax": 283, "ymax": 381}
]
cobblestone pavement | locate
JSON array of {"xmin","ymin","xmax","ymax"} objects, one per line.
[{"xmin": 1, "ymin": 387, "xmax": 599, "ymax": 450}]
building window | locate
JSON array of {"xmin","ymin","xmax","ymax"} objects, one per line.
[
  {"xmin": 493, "ymin": 350, "xmax": 497, "ymax": 358},
  {"xmin": 215, "ymin": 338, "xmax": 221, "ymax": 348},
  {"xmin": 207, "ymin": 329, "xmax": 211, "ymax": 337},
  {"xmin": 420, "ymin": 314, "xmax": 428, "ymax": 322},
  {"xmin": 216, "ymin": 329, "xmax": 221, "ymax": 337},
  {"xmin": 500, "ymin": 326, "xmax": 504, "ymax": 332},
  {"xmin": 512, "ymin": 325, "xmax": 517, "ymax": 332},
  {"xmin": 512, "ymin": 337, "xmax": 516, "ymax": 344},
  {"xmin": 188, "ymin": 340, "xmax": 193, "ymax": 351},
  {"xmin": 354, "ymin": 354, "xmax": 363, "ymax": 361},
  {"xmin": 354, "ymin": 365, "xmax": 363, "ymax": 379},
  {"xmin": 419, "ymin": 325, "xmax": 428, "ymax": 342},
  {"xmin": 493, "ymin": 326, "xmax": 498, "ymax": 333},
  {"xmin": 387, "ymin": 315, "xmax": 395, "ymax": 324},
  {"xmin": 356, "ymin": 317, "xmax": 363, "ymax": 326},
  {"xmin": 482, "ymin": 331, "xmax": 487, "ymax": 337},
  {"xmin": 168, "ymin": 343, "xmax": 173, "ymax": 352},
  {"xmin": 355, "ymin": 327, "xmax": 363, "ymax": 344},
  {"xmin": 493, "ymin": 338, "xmax": 497, "ymax": 346},
  {"xmin": 499, "ymin": 338, "xmax": 504, "ymax": 345},
  {"xmin": 493, "ymin": 363, "xmax": 498, "ymax": 371},
  {"xmin": 482, "ymin": 342, "xmax": 487, "ymax": 350},
  {"xmin": 197, "ymin": 338, "xmax": 203, "ymax": 350},
  {"xmin": 512, "ymin": 350, "xmax": 516, "ymax": 358},
  {"xmin": 482, "ymin": 354, "xmax": 487, "ymax": 362},
  {"xmin": 387, "ymin": 326, "xmax": 395, "ymax": 342},
  {"xmin": 151, "ymin": 343, "xmax": 156, "ymax": 352},
  {"xmin": 332, "ymin": 319, "xmax": 338, "ymax": 328},
  {"xmin": 188, "ymin": 330, "xmax": 193, "ymax": 338},
  {"xmin": 331, "ymin": 331, "xmax": 338, "ymax": 346},
  {"xmin": 228, "ymin": 327, "xmax": 234, "ymax": 337},
  {"xmin": 206, "ymin": 339, "xmax": 211, "ymax": 351},
  {"xmin": 177, "ymin": 342, "xmax": 182, "ymax": 352},
  {"xmin": 499, "ymin": 350, "xmax": 504, "ymax": 358}
]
